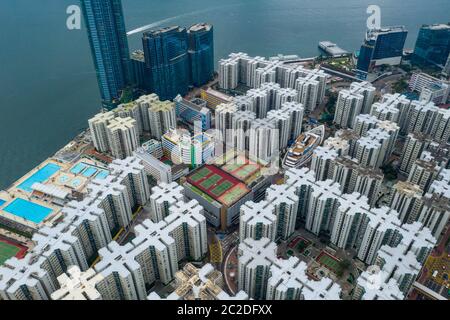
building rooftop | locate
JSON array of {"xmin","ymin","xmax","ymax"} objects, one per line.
[
  {"xmin": 185, "ymin": 165, "xmax": 250, "ymax": 207},
  {"xmin": 51, "ymin": 266, "xmax": 103, "ymax": 300}
]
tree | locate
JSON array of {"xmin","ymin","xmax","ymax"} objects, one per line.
[{"xmin": 393, "ymin": 79, "xmax": 408, "ymax": 93}]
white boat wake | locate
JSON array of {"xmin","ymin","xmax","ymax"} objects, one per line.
[{"xmin": 126, "ymin": 4, "xmax": 242, "ymax": 36}]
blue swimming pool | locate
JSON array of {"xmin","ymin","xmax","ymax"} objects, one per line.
[
  {"xmin": 95, "ymin": 170, "xmax": 109, "ymax": 180},
  {"xmin": 70, "ymin": 162, "xmax": 109, "ymax": 180},
  {"xmin": 70, "ymin": 163, "xmax": 87, "ymax": 175},
  {"xmin": 18, "ymin": 163, "xmax": 61, "ymax": 192},
  {"xmin": 3, "ymin": 198, "xmax": 53, "ymax": 223},
  {"xmin": 82, "ymin": 167, "xmax": 98, "ymax": 177},
  {"xmin": 0, "ymin": 199, "xmax": 6, "ymax": 207}
]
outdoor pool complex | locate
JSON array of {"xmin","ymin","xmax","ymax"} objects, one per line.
[
  {"xmin": 70, "ymin": 162, "xmax": 109, "ymax": 179},
  {"xmin": 2, "ymin": 198, "xmax": 53, "ymax": 223},
  {"xmin": 18, "ymin": 163, "xmax": 61, "ymax": 192}
]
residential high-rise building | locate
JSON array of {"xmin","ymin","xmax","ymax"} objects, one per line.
[
  {"xmin": 413, "ymin": 23, "xmax": 450, "ymax": 69},
  {"xmin": 147, "ymin": 100, "xmax": 177, "ymax": 139},
  {"xmin": 266, "ymin": 257, "xmax": 341, "ymax": 300},
  {"xmin": 330, "ymin": 156, "xmax": 383, "ymax": 207},
  {"xmin": 188, "ymin": 23, "xmax": 214, "ymax": 87},
  {"xmin": 311, "ymin": 146, "xmax": 339, "ymax": 181},
  {"xmin": 407, "ymin": 158, "xmax": 438, "ymax": 193},
  {"xmin": 106, "ymin": 117, "xmax": 139, "ymax": 159},
  {"xmin": 238, "ymin": 237, "xmax": 278, "ymax": 300},
  {"xmin": 51, "ymin": 266, "xmax": 103, "ymax": 300},
  {"xmin": 349, "ymin": 82, "xmax": 376, "ymax": 115},
  {"xmin": 88, "ymin": 111, "xmax": 116, "ymax": 152},
  {"xmin": 142, "ymin": 26, "xmax": 191, "ymax": 100},
  {"xmin": 240, "ymin": 201, "xmax": 277, "ymax": 242},
  {"xmin": 399, "ymin": 133, "xmax": 429, "ymax": 174},
  {"xmin": 215, "ymin": 103, "xmax": 237, "ymax": 147},
  {"xmin": 419, "ymin": 193, "xmax": 450, "ymax": 239},
  {"xmin": 333, "ymin": 89, "xmax": 364, "ymax": 128},
  {"xmin": 114, "ymin": 100, "xmax": 144, "ymax": 135},
  {"xmin": 353, "ymin": 270, "xmax": 404, "ymax": 300},
  {"xmin": 267, "ymin": 108, "xmax": 292, "ymax": 150},
  {"xmin": 134, "ymin": 93, "xmax": 161, "ymax": 132},
  {"xmin": 353, "ymin": 114, "xmax": 379, "ymax": 137},
  {"xmin": 373, "ymin": 93, "xmax": 412, "ymax": 134},
  {"xmin": 148, "ymin": 182, "xmax": 185, "ymax": 223},
  {"xmin": 148, "ymin": 264, "xmax": 248, "ymax": 300},
  {"xmin": 80, "ymin": 0, "xmax": 132, "ymax": 106},
  {"xmin": 266, "ymin": 184, "xmax": 299, "ymax": 240},
  {"xmin": 248, "ymin": 119, "xmax": 279, "ymax": 165},
  {"xmin": 280, "ymin": 101, "xmax": 304, "ymax": 141},
  {"xmin": 355, "ymin": 136, "xmax": 381, "ymax": 168},
  {"xmin": 238, "ymin": 238, "xmax": 341, "ymax": 300},
  {"xmin": 356, "ymin": 26, "xmax": 408, "ymax": 78},
  {"xmin": 218, "ymin": 53, "xmax": 326, "ymax": 110},
  {"xmin": 87, "ymin": 175, "xmax": 134, "ymax": 235},
  {"xmin": 390, "ymin": 181, "xmax": 423, "ymax": 224},
  {"xmin": 109, "ymin": 157, "xmax": 151, "ymax": 209},
  {"xmin": 375, "ymin": 244, "xmax": 422, "ymax": 295}
]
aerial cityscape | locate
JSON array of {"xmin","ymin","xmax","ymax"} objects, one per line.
[{"xmin": 1, "ymin": 0, "xmax": 450, "ymax": 305}]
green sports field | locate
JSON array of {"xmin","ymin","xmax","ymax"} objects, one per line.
[
  {"xmin": 218, "ymin": 185, "xmax": 249, "ymax": 206},
  {"xmin": 200, "ymin": 174, "xmax": 222, "ymax": 189},
  {"xmin": 189, "ymin": 167, "xmax": 212, "ymax": 182},
  {"xmin": 211, "ymin": 181, "xmax": 233, "ymax": 196},
  {"xmin": 0, "ymin": 241, "xmax": 20, "ymax": 265},
  {"xmin": 317, "ymin": 253, "xmax": 343, "ymax": 274}
]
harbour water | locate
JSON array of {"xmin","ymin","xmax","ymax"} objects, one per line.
[{"xmin": 0, "ymin": 0, "xmax": 449, "ymax": 189}]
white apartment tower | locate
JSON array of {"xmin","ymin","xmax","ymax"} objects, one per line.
[
  {"xmin": 148, "ymin": 100, "xmax": 177, "ymax": 139},
  {"xmin": 88, "ymin": 111, "xmax": 115, "ymax": 152},
  {"xmin": 333, "ymin": 89, "xmax": 364, "ymax": 129},
  {"xmin": 106, "ymin": 117, "xmax": 139, "ymax": 159},
  {"xmin": 239, "ymin": 201, "xmax": 277, "ymax": 242},
  {"xmin": 149, "ymin": 182, "xmax": 185, "ymax": 222}
]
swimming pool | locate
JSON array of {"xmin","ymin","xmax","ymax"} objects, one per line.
[
  {"xmin": 3, "ymin": 198, "xmax": 53, "ymax": 223},
  {"xmin": 18, "ymin": 163, "xmax": 61, "ymax": 192},
  {"xmin": 0, "ymin": 199, "xmax": 5, "ymax": 207},
  {"xmin": 82, "ymin": 167, "xmax": 98, "ymax": 177},
  {"xmin": 70, "ymin": 163, "xmax": 87, "ymax": 175},
  {"xmin": 95, "ymin": 170, "xmax": 109, "ymax": 180},
  {"xmin": 70, "ymin": 162, "xmax": 109, "ymax": 180}
]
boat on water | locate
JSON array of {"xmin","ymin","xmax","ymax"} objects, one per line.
[{"xmin": 282, "ymin": 125, "xmax": 325, "ymax": 169}]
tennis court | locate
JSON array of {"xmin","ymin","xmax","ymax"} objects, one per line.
[
  {"xmin": 0, "ymin": 241, "xmax": 20, "ymax": 265},
  {"xmin": 187, "ymin": 165, "xmax": 251, "ymax": 206},
  {"xmin": 316, "ymin": 251, "xmax": 342, "ymax": 274},
  {"xmin": 211, "ymin": 181, "xmax": 233, "ymax": 197},
  {"xmin": 234, "ymin": 164, "xmax": 260, "ymax": 180},
  {"xmin": 218, "ymin": 185, "xmax": 249, "ymax": 206},
  {"xmin": 200, "ymin": 174, "xmax": 222, "ymax": 189},
  {"xmin": 222, "ymin": 163, "xmax": 241, "ymax": 172},
  {"xmin": 189, "ymin": 167, "xmax": 212, "ymax": 182}
]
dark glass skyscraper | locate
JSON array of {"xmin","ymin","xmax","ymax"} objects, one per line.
[
  {"xmin": 356, "ymin": 26, "xmax": 408, "ymax": 78},
  {"xmin": 188, "ymin": 23, "xmax": 215, "ymax": 87},
  {"xmin": 413, "ymin": 23, "xmax": 450, "ymax": 68},
  {"xmin": 80, "ymin": 0, "xmax": 132, "ymax": 106},
  {"xmin": 142, "ymin": 26, "xmax": 191, "ymax": 101}
]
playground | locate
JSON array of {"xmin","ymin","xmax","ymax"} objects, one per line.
[
  {"xmin": 288, "ymin": 236, "xmax": 312, "ymax": 254},
  {"xmin": 0, "ymin": 236, "xmax": 27, "ymax": 265}
]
